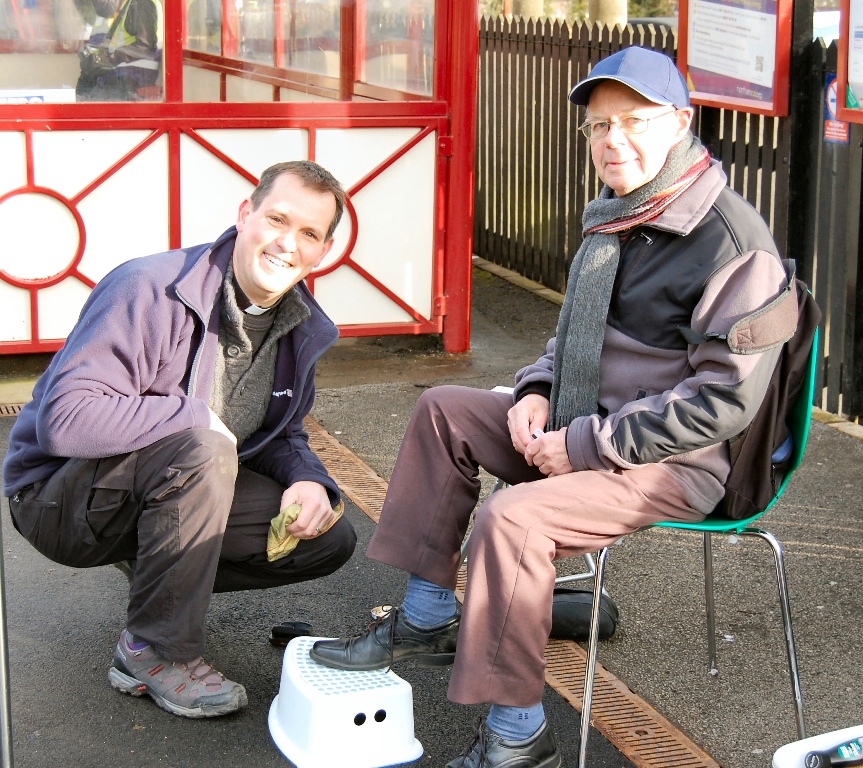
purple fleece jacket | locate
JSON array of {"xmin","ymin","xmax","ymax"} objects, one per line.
[{"xmin": 3, "ymin": 227, "xmax": 340, "ymax": 503}]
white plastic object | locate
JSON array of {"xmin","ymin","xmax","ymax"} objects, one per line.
[{"xmin": 269, "ymin": 636, "xmax": 424, "ymax": 768}]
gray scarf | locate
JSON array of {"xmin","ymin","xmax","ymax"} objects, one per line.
[{"xmin": 549, "ymin": 133, "xmax": 708, "ymax": 429}]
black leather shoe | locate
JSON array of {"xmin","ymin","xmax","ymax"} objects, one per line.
[
  {"xmin": 309, "ymin": 607, "xmax": 459, "ymax": 671},
  {"xmin": 446, "ymin": 720, "xmax": 562, "ymax": 768}
]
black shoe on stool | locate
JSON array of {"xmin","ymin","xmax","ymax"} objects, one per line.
[
  {"xmin": 446, "ymin": 720, "xmax": 562, "ymax": 768},
  {"xmin": 309, "ymin": 606, "xmax": 459, "ymax": 671}
]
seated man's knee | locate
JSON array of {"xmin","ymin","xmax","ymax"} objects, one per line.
[
  {"xmin": 417, "ymin": 384, "xmax": 463, "ymax": 413},
  {"xmin": 413, "ymin": 385, "xmax": 475, "ymax": 434},
  {"xmin": 472, "ymin": 490, "xmax": 525, "ymax": 543}
]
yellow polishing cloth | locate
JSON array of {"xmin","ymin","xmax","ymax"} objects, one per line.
[{"xmin": 267, "ymin": 500, "xmax": 345, "ymax": 562}]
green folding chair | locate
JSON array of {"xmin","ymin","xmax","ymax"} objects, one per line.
[{"xmin": 577, "ymin": 327, "xmax": 819, "ymax": 768}]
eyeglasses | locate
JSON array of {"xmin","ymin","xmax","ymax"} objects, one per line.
[{"xmin": 579, "ymin": 109, "xmax": 678, "ymax": 139}]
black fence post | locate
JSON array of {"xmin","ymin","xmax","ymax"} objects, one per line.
[{"xmin": 784, "ymin": 0, "xmax": 818, "ymax": 282}]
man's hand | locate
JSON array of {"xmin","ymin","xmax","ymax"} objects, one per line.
[
  {"xmin": 523, "ymin": 428, "xmax": 574, "ymax": 476},
  {"xmin": 282, "ymin": 481, "xmax": 335, "ymax": 539},
  {"xmin": 507, "ymin": 394, "xmax": 550, "ymax": 455},
  {"xmin": 207, "ymin": 408, "xmax": 237, "ymax": 446}
]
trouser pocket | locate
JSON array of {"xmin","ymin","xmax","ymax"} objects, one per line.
[{"xmin": 81, "ymin": 453, "xmax": 139, "ymax": 543}]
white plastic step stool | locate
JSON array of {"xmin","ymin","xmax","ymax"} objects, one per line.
[
  {"xmin": 269, "ymin": 636, "xmax": 424, "ymax": 768},
  {"xmin": 773, "ymin": 724, "xmax": 863, "ymax": 767}
]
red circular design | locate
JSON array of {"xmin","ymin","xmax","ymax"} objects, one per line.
[
  {"xmin": 311, "ymin": 192, "xmax": 358, "ymax": 278},
  {"xmin": 0, "ymin": 186, "xmax": 86, "ymax": 288}
]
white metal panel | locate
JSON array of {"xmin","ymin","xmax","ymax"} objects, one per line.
[
  {"xmin": 37, "ymin": 278, "xmax": 93, "ymax": 342},
  {"xmin": 77, "ymin": 136, "xmax": 170, "ymax": 282},
  {"xmin": 32, "ymin": 131, "xmax": 154, "ymax": 200},
  {"xmin": 314, "ymin": 265, "xmax": 413, "ymax": 325},
  {"xmin": 0, "ymin": 193, "xmax": 79, "ymax": 281},
  {"xmin": 0, "ymin": 283, "xmax": 30, "ymax": 342},
  {"xmin": 0, "ymin": 121, "xmax": 441, "ymax": 349},
  {"xmin": 226, "ymin": 75, "xmax": 274, "ymax": 103},
  {"xmin": 279, "ymin": 88, "xmax": 336, "ymax": 103},
  {"xmin": 315, "ymin": 128, "xmax": 421, "ymax": 189},
  {"xmin": 180, "ymin": 134, "xmax": 257, "ymax": 246},
  {"xmin": 183, "ymin": 66, "xmax": 221, "ymax": 102},
  {"xmin": 348, "ymin": 132, "xmax": 436, "ymax": 318},
  {"xmin": 194, "ymin": 129, "xmax": 308, "ymax": 180},
  {"xmin": 0, "ymin": 54, "xmax": 79, "ymax": 89},
  {"xmin": 0, "ymin": 132, "xmax": 26, "ymax": 196}
]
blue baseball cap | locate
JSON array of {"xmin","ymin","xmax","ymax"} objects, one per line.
[{"xmin": 568, "ymin": 47, "xmax": 690, "ymax": 108}]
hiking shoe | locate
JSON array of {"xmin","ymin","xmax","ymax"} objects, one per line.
[
  {"xmin": 446, "ymin": 719, "xmax": 561, "ymax": 768},
  {"xmin": 108, "ymin": 630, "xmax": 248, "ymax": 718},
  {"xmin": 309, "ymin": 606, "xmax": 459, "ymax": 671}
]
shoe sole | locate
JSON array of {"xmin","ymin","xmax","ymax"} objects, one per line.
[
  {"xmin": 446, "ymin": 749, "xmax": 561, "ymax": 768},
  {"xmin": 108, "ymin": 666, "xmax": 247, "ymax": 718},
  {"xmin": 309, "ymin": 650, "xmax": 456, "ymax": 671}
]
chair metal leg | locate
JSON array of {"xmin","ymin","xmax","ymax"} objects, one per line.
[
  {"xmin": 578, "ymin": 547, "xmax": 609, "ymax": 768},
  {"xmin": 739, "ymin": 529, "xmax": 806, "ymax": 740},
  {"xmin": 0, "ymin": 524, "xmax": 14, "ymax": 768},
  {"xmin": 702, "ymin": 532, "xmax": 719, "ymax": 676},
  {"xmin": 554, "ymin": 551, "xmax": 596, "ymax": 586}
]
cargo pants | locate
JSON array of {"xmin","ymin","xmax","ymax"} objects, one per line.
[{"xmin": 9, "ymin": 428, "xmax": 356, "ymax": 661}]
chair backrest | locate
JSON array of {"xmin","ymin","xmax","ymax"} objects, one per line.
[
  {"xmin": 655, "ymin": 325, "xmax": 819, "ymax": 533},
  {"xmin": 768, "ymin": 325, "xmax": 819, "ymax": 509}
]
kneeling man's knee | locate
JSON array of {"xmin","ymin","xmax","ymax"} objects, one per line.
[{"xmin": 321, "ymin": 516, "xmax": 358, "ymax": 574}]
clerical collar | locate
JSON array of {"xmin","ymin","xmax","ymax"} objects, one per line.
[{"xmin": 232, "ymin": 277, "xmax": 278, "ymax": 315}]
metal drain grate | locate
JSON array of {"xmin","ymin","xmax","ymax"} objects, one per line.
[
  {"xmin": 543, "ymin": 642, "xmax": 720, "ymax": 768},
  {"xmin": 0, "ymin": 404, "xmax": 24, "ymax": 417},
  {"xmin": 305, "ymin": 415, "xmax": 721, "ymax": 768},
  {"xmin": 305, "ymin": 417, "xmax": 388, "ymax": 523}
]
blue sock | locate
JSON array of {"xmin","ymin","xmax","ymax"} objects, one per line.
[
  {"xmin": 400, "ymin": 574, "xmax": 458, "ymax": 629},
  {"xmin": 486, "ymin": 703, "xmax": 546, "ymax": 742}
]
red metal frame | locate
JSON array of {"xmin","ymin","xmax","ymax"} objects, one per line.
[
  {"xmin": 0, "ymin": 0, "xmax": 478, "ymax": 352},
  {"xmin": 836, "ymin": 0, "xmax": 863, "ymax": 123},
  {"xmin": 678, "ymin": 0, "xmax": 792, "ymax": 117}
]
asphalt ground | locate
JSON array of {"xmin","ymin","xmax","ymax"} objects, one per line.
[{"xmin": 1, "ymin": 263, "xmax": 862, "ymax": 768}]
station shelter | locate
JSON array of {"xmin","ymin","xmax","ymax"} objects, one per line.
[{"xmin": 0, "ymin": 0, "xmax": 478, "ymax": 354}]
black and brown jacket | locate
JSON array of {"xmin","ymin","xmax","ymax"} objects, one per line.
[{"xmin": 513, "ymin": 160, "xmax": 791, "ymax": 514}]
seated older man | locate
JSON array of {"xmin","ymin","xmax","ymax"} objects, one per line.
[{"xmin": 311, "ymin": 47, "xmax": 791, "ymax": 767}]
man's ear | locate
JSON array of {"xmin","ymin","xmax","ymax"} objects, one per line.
[
  {"xmin": 675, "ymin": 107, "xmax": 695, "ymax": 140},
  {"xmin": 313, "ymin": 238, "xmax": 336, "ymax": 268},
  {"xmin": 236, "ymin": 199, "xmax": 251, "ymax": 232}
]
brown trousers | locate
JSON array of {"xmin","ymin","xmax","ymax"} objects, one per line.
[
  {"xmin": 9, "ymin": 428, "xmax": 356, "ymax": 661},
  {"xmin": 366, "ymin": 386, "xmax": 705, "ymax": 707}
]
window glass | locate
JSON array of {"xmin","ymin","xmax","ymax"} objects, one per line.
[
  {"xmin": 361, "ymin": 0, "xmax": 433, "ymax": 96},
  {"xmin": 0, "ymin": 0, "xmax": 165, "ymax": 102},
  {"xmin": 282, "ymin": 0, "xmax": 339, "ymax": 78},
  {"xmin": 186, "ymin": 0, "xmax": 221, "ymax": 54},
  {"xmin": 237, "ymin": 0, "xmax": 274, "ymax": 65}
]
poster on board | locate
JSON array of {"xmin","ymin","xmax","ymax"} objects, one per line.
[
  {"xmin": 678, "ymin": 0, "xmax": 792, "ymax": 116},
  {"xmin": 839, "ymin": 0, "xmax": 863, "ymax": 120}
]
